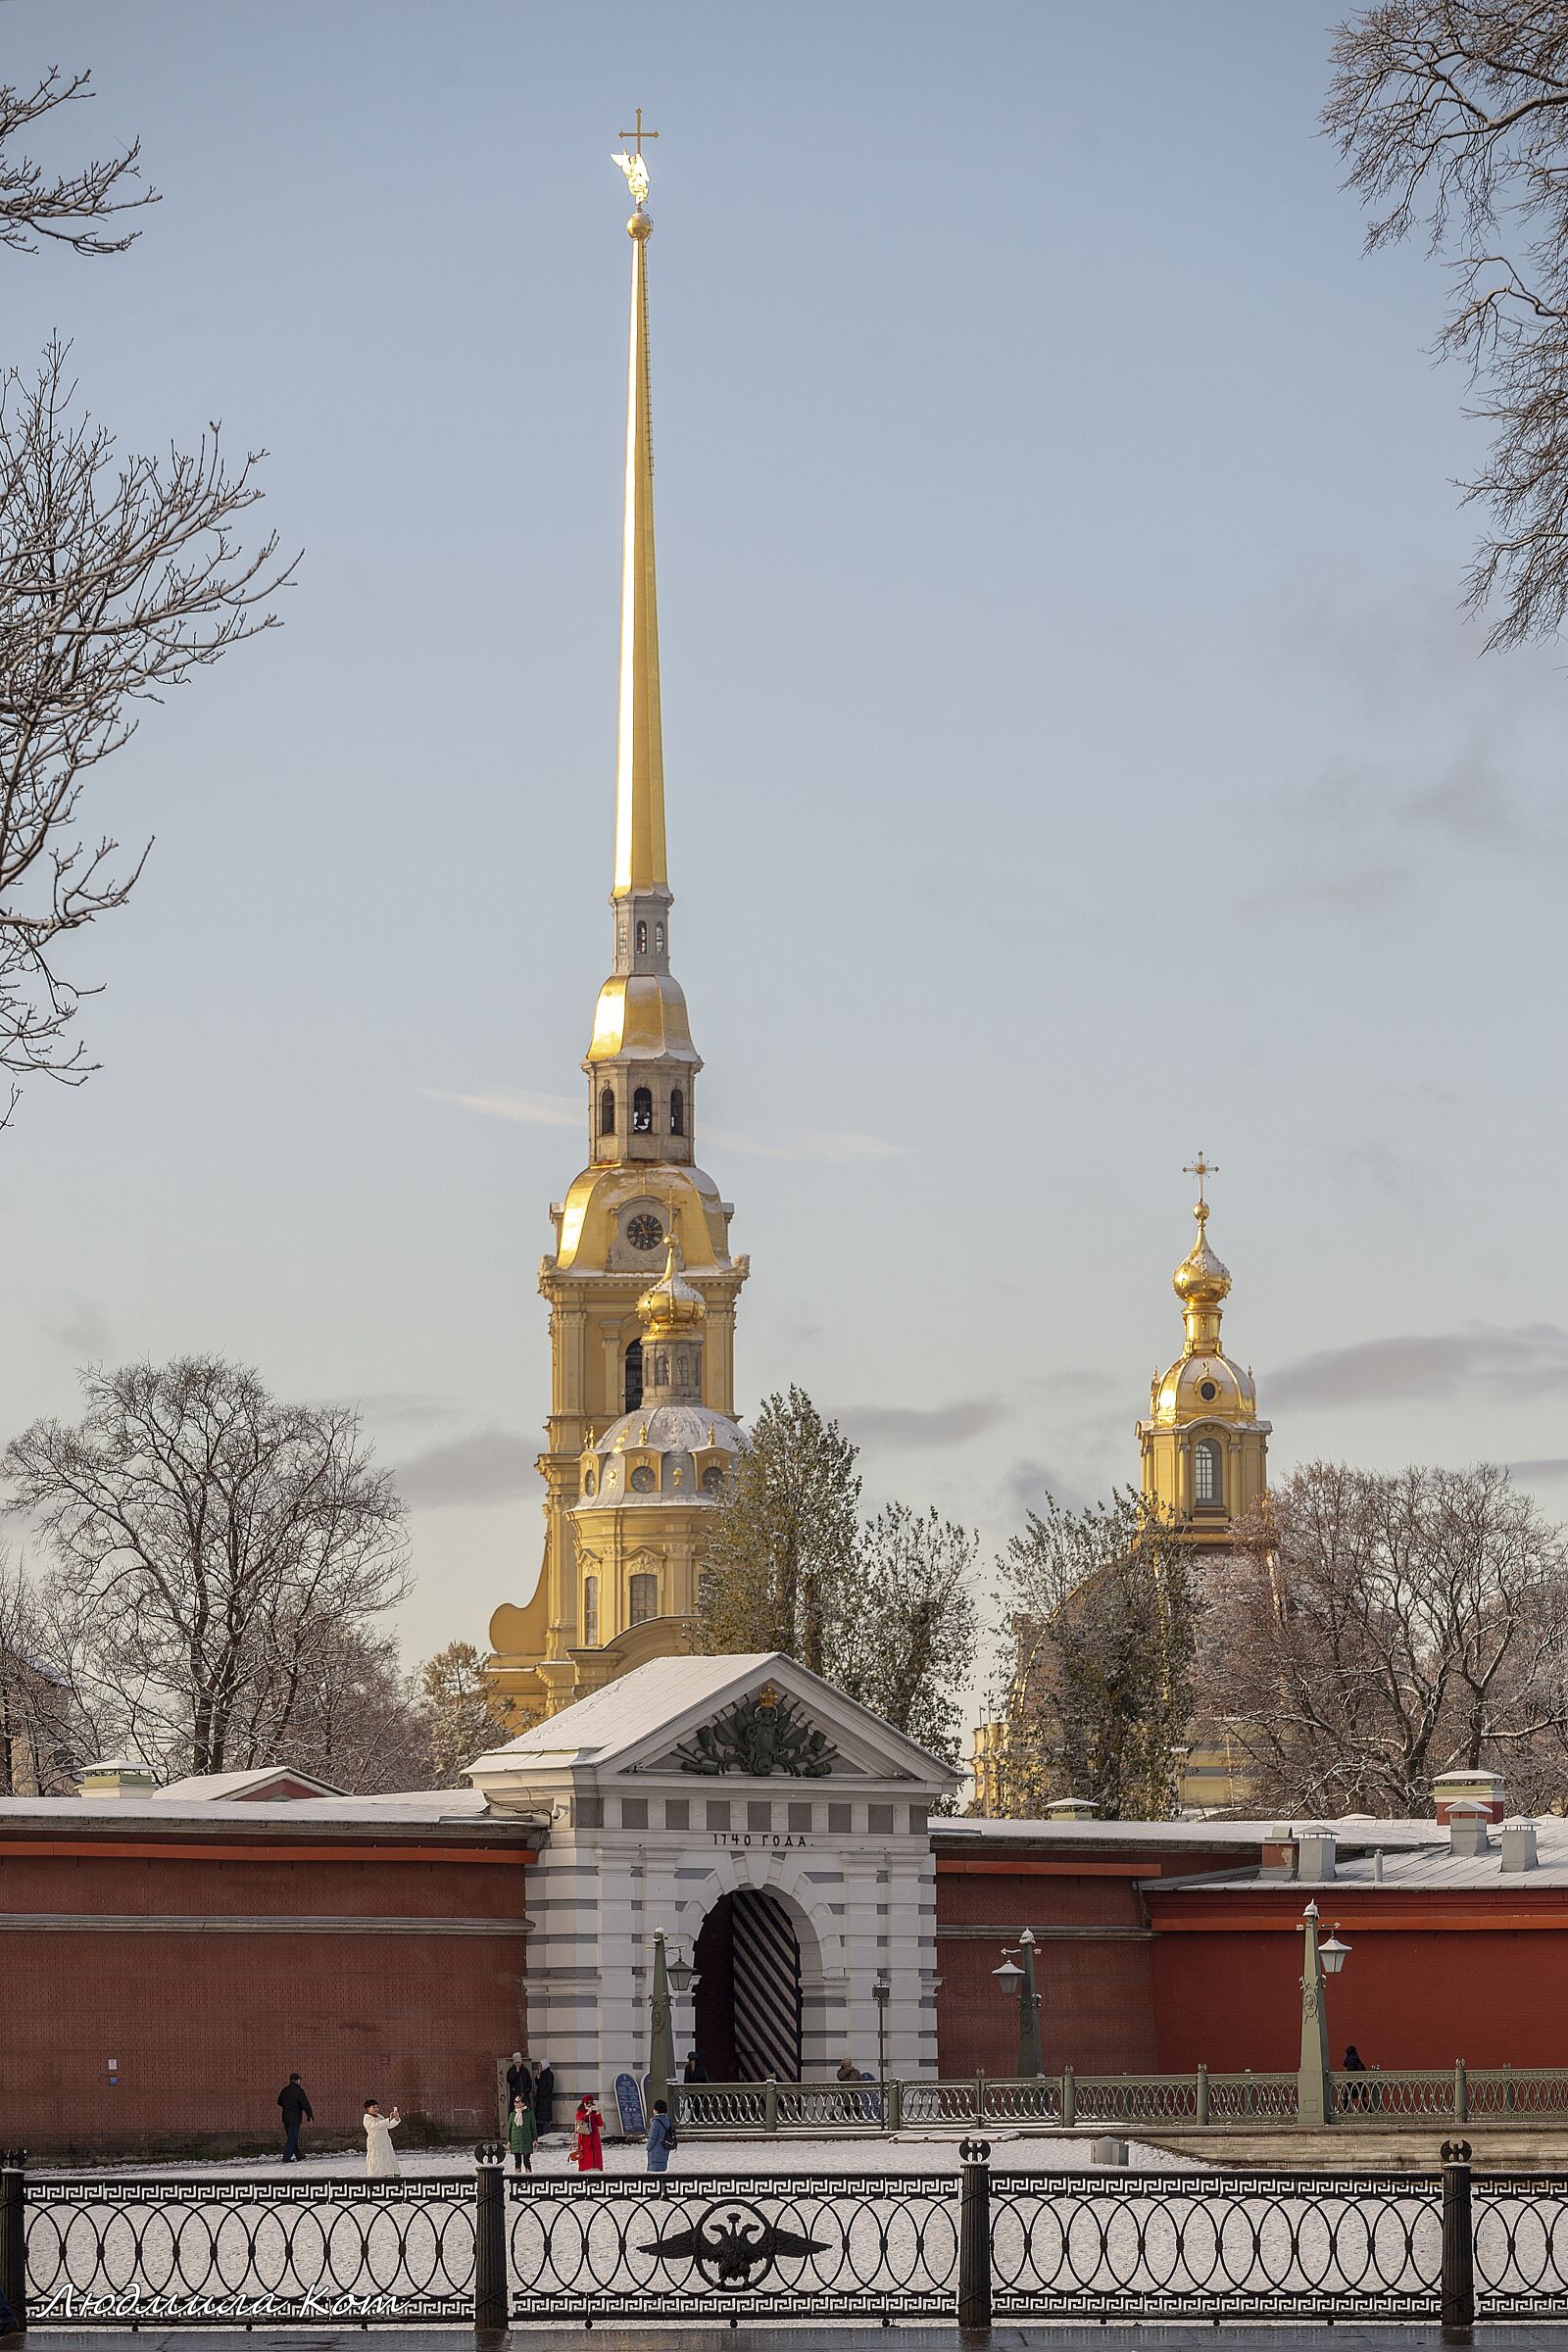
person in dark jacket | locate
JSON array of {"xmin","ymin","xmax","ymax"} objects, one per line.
[
  {"xmin": 506, "ymin": 2050, "xmax": 528, "ymax": 2107},
  {"xmin": 646, "ymin": 2099, "xmax": 675, "ymax": 2175},
  {"xmin": 277, "ymin": 2073, "xmax": 314, "ymax": 2162},
  {"xmin": 532, "ymin": 2057, "xmax": 555, "ymax": 2132},
  {"xmin": 682, "ymin": 2050, "xmax": 708, "ymax": 2083}
]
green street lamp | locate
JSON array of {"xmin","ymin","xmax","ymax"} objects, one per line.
[
  {"xmin": 1298, "ymin": 1900, "xmax": 1351, "ymax": 2127},
  {"xmin": 994, "ymin": 1926, "xmax": 1045, "ymax": 2078},
  {"xmin": 650, "ymin": 1929, "xmax": 700, "ymax": 2121}
]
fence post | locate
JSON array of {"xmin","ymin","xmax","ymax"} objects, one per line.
[
  {"xmin": 473, "ymin": 2141, "xmax": 508, "ymax": 2336},
  {"xmin": 1441, "ymin": 2139, "xmax": 1474, "ymax": 2347},
  {"xmin": 764, "ymin": 2076, "xmax": 778, "ymax": 2133},
  {"xmin": 956, "ymin": 2138, "xmax": 992, "ymax": 2334},
  {"xmin": 1196, "ymin": 2064, "xmax": 1209, "ymax": 2128},
  {"xmin": 1060, "ymin": 2066, "xmax": 1075, "ymax": 2132},
  {"xmin": 1454, "ymin": 2060, "xmax": 1468, "ymax": 2127},
  {"xmin": 887, "ymin": 2078, "xmax": 903, "ymax": 2133},
  {"xmin": 1, "ymin": 2150, "xmax": 26, "ymax": 2335},
  {"xmin": 975, "ymin": 2067, "xmax": 987, "ymax": 2124},
  {"xmin": 1244, "ymin": 2069, "xmax": 1256, "ymax": 2119}
]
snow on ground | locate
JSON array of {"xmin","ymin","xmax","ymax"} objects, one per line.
[{"xmin": 36, "ymin": 2131, "xmax": 1197, "ymax": 2180}]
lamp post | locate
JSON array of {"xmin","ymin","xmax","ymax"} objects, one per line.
[
  {"xmin": 993, "ymin": 1926, "xmax": 1045, "ymax": 2078},
  {"xmin": 649, "ymin": 1930, "xmax": 700, "ymax": 2122},
  {"xmin": 873, "ymin": 1971, "xmax": 891, "ymax": 2120},
  {"xmin": 1297, "ymin": 1900, "xmax": 1351, "ymax": 2127}
]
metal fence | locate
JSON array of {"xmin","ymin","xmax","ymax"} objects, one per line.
[
  {"xmin": 676, "ymin": 2062, "xmax": 1568, "ymax": 2134},
  {"xmin": 3, "ymin": 2138, "xmax": 1562, "ymax": 2335}
]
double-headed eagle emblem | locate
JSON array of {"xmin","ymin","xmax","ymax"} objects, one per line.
[{"xmin": 643, "ymin": 2199, "xmax": 828, "ymax": 2288}]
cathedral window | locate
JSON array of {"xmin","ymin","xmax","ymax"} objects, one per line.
[
  {"xmin": 1195, "ymin": 1438, "xmax": 1222, "ymax": 1507},
  {"xmin": 669, "ymin": 1087, "xmax": 684, "ymax": 1137},
  {"xmin": 655, "ymin": 921, "xmax": 665, "ymax": 952},
  {"xmin": 583, "ymin": 1575, "xmax": 600, "ymax": 1647},
  {"xmin": 600, "ymin": 1087, "xmax": 615, "ymax": 1138},
  {"xmin": 629, "ymin": 1572, "xmax": 658, "ymax": 1627},
  {"xmin": 636, "ymin": 920, "xmax": 648, "ymax": 954},
  {"xmin": 633, "ymin": 1087, "xmax": 654, "ymax": 1132},
  {"xmin": 624, "ymin": 1339, "xmax": 644, "ymax": 1412},
  {"xmin": 701, "ymin": 1464, "xmax": 724, "ymax": 1496}
]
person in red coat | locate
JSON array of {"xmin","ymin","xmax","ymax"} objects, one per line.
[{"xmin": 568, "ymin": 2093, "xmax": 605, "ymax": 2173}]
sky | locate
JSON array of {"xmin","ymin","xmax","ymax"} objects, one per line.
[{"xmin": 1, "ymin": 3, "xmax": 1565, "ymax": 1704}]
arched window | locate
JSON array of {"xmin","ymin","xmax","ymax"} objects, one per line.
[
  {"xmin": 636, "ymin": 920, "xmax": 648, "ymax": 954},
  {"xmin": 583, "ymin": 1575, "xmax": 600, "ymax": 1647},
  {"xmin": 599, "ymin": 1086, "xmax": 615, "ymax": 1138},
  {"xmin": 632, "ymin": 1087, "xmax": 653, "ymax": 1133},
  {"xmin": 1194, "ymin": 1438, "xmax": 1222, "ymax": 1507},
  {"xmin": 669, "ymin": 1087, "xmax": 684, "ymax": 1137},
  {"xmin": 629, "ymin": 1573, "xmax": 658, "ymax": 1627},
  {"xmin": 655, "ymin": 921, "xmax": 665, "ymax": 953},
  {"xmin": 624, "ymin": 1338, "xmax": 644, "ymax": 1412}
]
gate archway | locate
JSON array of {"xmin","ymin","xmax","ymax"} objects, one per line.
[{"xmin": 693, "ymin": 1888, "xmax": 803, "ymax": 2082}]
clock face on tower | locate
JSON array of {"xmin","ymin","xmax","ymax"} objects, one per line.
[{"xmin": 627, "ymin": 1213, "xmax": 662, "ymax": 1252}]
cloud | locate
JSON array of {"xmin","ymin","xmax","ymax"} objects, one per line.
[
  {"xmin": 350, "ymin": 1393, "xmax": 467, "ymax": 1429},
  {"xmin": 34, "ymin": 1291, "xmax": 112, "ymax": 1359},
  {"xmin": 395, "ymin": 1427, "xmax": 536, "ymax": 1509},
  {"xmin": 422, "ymin": 1086, "xmax": 906, "ymax": 1163},
  {"xmin": 834, "ymin": 1397, "xmax": 1010, "ymax": 1449},
  {"xmin": 1508, "ymin": 1458, "xmax": 1568, "ymax": 1487},
  {"xmin": 1000, "ymin": 1456, "xmax": 1093, "ymax": 1520},
  {"xmin": 1268, "ymin": 1324, "xmax": 1568, "ymax": 1409}
]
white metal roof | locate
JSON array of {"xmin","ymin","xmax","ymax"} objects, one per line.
[{"xmin": 493, "ymin": 1653, "xmax": 783, "ymax": 1758}]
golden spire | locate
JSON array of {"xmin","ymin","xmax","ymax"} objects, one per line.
[
  {"xmin": 1172, "ymin": 1151, "xmax": 1232, "ymax": 1354},
  {"xmin": 611, "ymin": 121, "xmax": 665, "ymax": 901}
]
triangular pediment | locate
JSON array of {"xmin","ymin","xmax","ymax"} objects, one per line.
[{"xmin": 466, "ymin": 1650, "xmax": 959, "ymax": 1804}]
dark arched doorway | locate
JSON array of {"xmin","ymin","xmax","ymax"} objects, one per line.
[{"xmin": 693, "ymin": 1889, "xmax": 803, "ymax": 2082}]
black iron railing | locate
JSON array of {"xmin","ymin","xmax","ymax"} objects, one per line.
[{"xmin": 0, "ymin": 2135, "xmax": 1548, "ymax": 2337}]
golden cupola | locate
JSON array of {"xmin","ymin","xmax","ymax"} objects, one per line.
[{"xmin": 1137, "ymin": 1155, "xmax": 1270, "ymax": 1548}]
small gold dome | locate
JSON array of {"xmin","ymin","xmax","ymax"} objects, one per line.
[
  {"xmin": 639, "ymin": 1232, "xmax": 706, "ymax": 1338},
  {"xmin": 1172, "ymin": 1201, "xmax": 1231, "ymax": 1309}
]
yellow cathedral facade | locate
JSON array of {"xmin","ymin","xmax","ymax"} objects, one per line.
[{"xmin": 483, "ymin": 144, "xmax": 748, "ymax": 1729}]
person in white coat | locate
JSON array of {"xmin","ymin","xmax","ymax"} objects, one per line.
[{"xmin": 364, "ymin": 2098, "xmax": 402, "ymax": 2178}]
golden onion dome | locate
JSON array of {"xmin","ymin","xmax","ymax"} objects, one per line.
[
  {"xmin": 1172, "ymin": 1200, "xmax": 1232, "ymax": 1310},
  {"xmin": 638, "ymin": 1231, "xmax": 707, "ymax": 1337}
]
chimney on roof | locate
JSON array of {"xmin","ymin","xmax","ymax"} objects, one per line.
[
  {"xmin": 1260, "ymin": 1825, "xmax": 1297, "ymax": 1880},
  {"xmin": 1501, "ymin": 1817, "xmax": 1539, "ymax": 1873},
  {"xmin": 74, "ymin": 1758, "xmax": 159, "ymax": 1799},
  {"xmin": 1433, "ymin": 1769, "xmax": 1505, "ymax": 1825},
  {"xmin": 1298, "ymin": 1830, "xmax": 1337, "ymax": 1885},
  {"xmin": 1446, "ymin": 1799, "xmax": 1492, "ymax": 1859}
]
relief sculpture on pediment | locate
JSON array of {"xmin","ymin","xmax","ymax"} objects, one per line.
[{"xmin": 673, "ymin": 1679, "xmax": 836, "ymax": 1778}]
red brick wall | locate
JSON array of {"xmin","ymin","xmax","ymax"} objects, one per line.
[
  {"xmin": 0, "ymin": 1838, "xmax": 531, "ymax": 2155},
  {"xmin": 934, "ymin": 1862, "xmax": 1158, "ymax": 2078}
]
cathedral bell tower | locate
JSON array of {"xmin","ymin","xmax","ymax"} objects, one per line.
[
  {"xmin": 1137, "ymin": 1155, "xmax": 1269, "ymax": 1547},
  {"xmin": 483, "ymin": 133, "xmax": 749, "ymax": 1726}
]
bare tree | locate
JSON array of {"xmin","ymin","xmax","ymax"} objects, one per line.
[
  {"xmin": 0, "ymin": 1551, "xmax": 79, "ymax": 1791},
  {"xmin": 1200, "ymin": 1460, "xmax": 1568, "ymax": 1814},
  {"xmin": 988, "ymin": 1491, "xmax": 1199, "ymax": 1821},
  {"xmin": 5, "ymin": 1357, "xmax": 411, "ymax": 1778},
  {"xmin": 1, "ymin": 69, "xmax": 155, "ymax": 256},
  {"xmin": 1325, "ymin": 4, "xmax": 1568, "ymax": 646},
  {"xmin": 1, "ymin": 72, "xmax": 290, "ymax": 1115}
]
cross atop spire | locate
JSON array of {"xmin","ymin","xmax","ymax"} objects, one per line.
[
  {"xmin": 1183, "ymin": 1152, "xmax": 1218, "ymax": 1209},
  {"xmin": 618, "ymin": 108, "xmax": 659, "ymax": 158}
]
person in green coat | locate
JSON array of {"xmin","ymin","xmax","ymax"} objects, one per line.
[{"xmin": 508, "ymin": 2091, "xmax": 538, "ymax": 2173}]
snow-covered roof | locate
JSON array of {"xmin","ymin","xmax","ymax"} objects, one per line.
[
  {"xmin": 1167, "ymin": 1816, "xmax": 1568, "ymax": 1892},
  {"xmin": 0, "ymin": 1787, "xmax": 526, "ymax": 1831},
  {"xmin": 494, "ymin": 1654, "xmax": 783, "ymax": 1758},
  {"xmin": 159, "ymin": 1766, "xmax": 347, "ymax": 1800},
  {"xmin": 933, "ymin": 1816, "xmax": 1446, "ymax": 1851}
]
